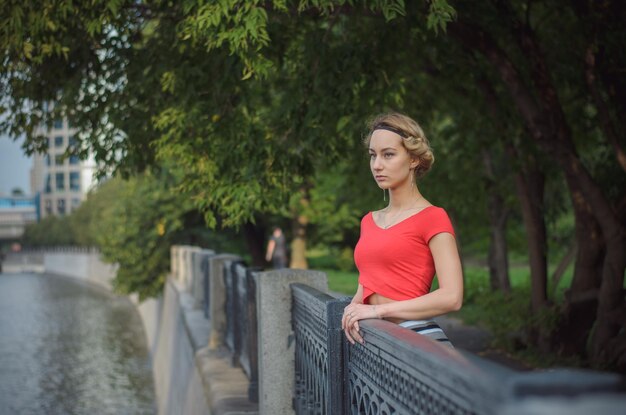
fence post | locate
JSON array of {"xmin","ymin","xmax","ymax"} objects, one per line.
[
  {"xmin": 244, "ymin": 267, "xmax": 262, "ymax": 403},
  {"xmin": 201, "ymin": 251, "xmax": 213, "ymax": 319},
  {"xmin": 191, "ymin": 249, "xmax": 213, "ymax": 306},
  {"xmin": 326, "ymin": 298, "xmax": 350, "ymax": 415},
  {"xmin": 223, "ymin": 260, "xmax": 244, "ymax": 363},
  {"xmin": 207, "ymin": 254, "xmax": 242, "ymax": 350},
  {"xmin": 255, "ymin": 269, "xmax": 328, "ymax": 415}
]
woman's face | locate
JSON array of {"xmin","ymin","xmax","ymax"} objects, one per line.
[{"xmin": 368, "ymin": 129, "xmax": 415, "ymax": 190}]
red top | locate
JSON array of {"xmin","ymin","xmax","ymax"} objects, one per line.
[{"xmin": 354, "ymin": 206, "xmax": 455, "ymax": 304}]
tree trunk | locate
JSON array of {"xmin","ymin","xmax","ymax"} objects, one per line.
[
  {"xmin": 556, "ymin": 208, "xmax": 604, "ymax": 356},
  {"xmin": 482, "ymin": 149, "xmax": 511, "ymax": 293},
  {"xmin": 290, "ymin": 191, "xmax": 310, "ymax": 269},
  {"xmin": 584, "ymin": 45, "xmax": 626, "ymax": 173},
  {"xmin": 290, "ymin": 214, "xmax": 308, "ymax": 269},
  {"xmin": 449, "ymin": 19, "xmax": 626, "ymax": 367},
  {"xmin": 505, "ymin": 145, "xmax": 548, "ymax": 314},
  {"xmin": 504, "ymin": 142, "xmax": 549, "ymax": 350}
]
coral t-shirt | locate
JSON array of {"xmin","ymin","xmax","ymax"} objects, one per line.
[{"xmin": 354, "ymin": 206, "xmax": 455, "ymax": 304}]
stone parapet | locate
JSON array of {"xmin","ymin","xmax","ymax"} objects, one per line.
[{"xmin": 254, "ymin": 269, "xmax": 328, "ymax": 415}]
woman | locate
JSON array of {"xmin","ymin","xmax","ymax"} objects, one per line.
[{"xmin": 342, "ymin": 113, "xmax": 463, "ymax": 347}]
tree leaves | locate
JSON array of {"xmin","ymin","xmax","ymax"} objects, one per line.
[{"xmin": 426, "ymin": 0, "xmax": 455, "ymax": 33}]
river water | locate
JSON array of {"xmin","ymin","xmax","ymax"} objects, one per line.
[{"xmin": 0, "ymin": 272, "xmax": 156, "ymax": 415}]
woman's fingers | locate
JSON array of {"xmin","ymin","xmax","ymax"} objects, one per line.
[
  {"xmin": 351, "ymin": 323, "xmax": 364, "ymax": 344},
  {"xmin": 344, "ymin": 327, "xmax": 355, "ymax": 344},
  {"xmin": 344, "ymin": 320, "xmax": 364, "ymax": 345},
  {"xmin": 342, "ymin": 308, "xmax": 355, "ymax": 330},
  {"xmin": 341, "ymin": 312, "xmax": 350, "ymax": 330},
  {"xmin": 342, "ymin": 306, "xmax": 350, "ymax": 330},
  {"xmin": 342, "ymin": 305, "xmax": 365, "ymax": 345}
]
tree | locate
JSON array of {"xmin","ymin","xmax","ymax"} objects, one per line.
[
  {"xmin": 22, "ymin": 215, "xmax": 76, "ymax": 247},
  {"xmin": 441, "ymin": 1, "xmax": 625, "ymax": 367}
]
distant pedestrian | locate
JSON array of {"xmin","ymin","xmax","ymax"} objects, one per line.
[
  {"xmin": 342, "ymin": 113, "xmax": 463, "ymax": 347},
  {"xmin": 265, "ymin": 227, "xmax": 288, "ymax": 269}
]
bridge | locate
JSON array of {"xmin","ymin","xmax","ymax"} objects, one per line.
[
  {"xmin": 3, "ymin": 247, "xmax": 626, "ymax": 415},
  {"xmin": 0, "ymin": 195, "xmax": 37, "ymax": 242}
]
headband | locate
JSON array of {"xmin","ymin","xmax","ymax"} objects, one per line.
[{"xmin": 371, "ymin": 123, "xmax": 407, "ymax": 138}]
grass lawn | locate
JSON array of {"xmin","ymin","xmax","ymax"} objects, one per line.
[{"xmin": 324, "ymin": 269, "xmax": 358, "ymax": 296}]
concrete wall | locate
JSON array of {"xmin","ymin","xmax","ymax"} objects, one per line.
[
  {"xmin": 151, "ymin": 279, "xmax": 211, "ymax": 415},
  {"xmin": 43, "ymin": 250, "xmax": 117, "ymax": 290}
]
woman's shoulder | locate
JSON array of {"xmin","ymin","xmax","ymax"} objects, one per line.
[
  {"xmin": 418, "ymin": 205, "xmax": 452, "ymax": 222},
  {"xmin": 417, "ymin": 206, "xmax": 455, "ymax": 239},
  {"xmin": 416, "ymin": 204, "xmax": 448, "ymax": 215},
  {"xmin": 361, "ymin": 211, "xmax": 374, "ymax": 224}
]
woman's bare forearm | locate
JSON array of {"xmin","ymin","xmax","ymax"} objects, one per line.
[{"xmin": 375, "ymin": 287, "xmax": 462, "ymax": 321}]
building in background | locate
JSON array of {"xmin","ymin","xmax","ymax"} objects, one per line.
[
  {"xmin": 30, "ymin": 118, "xmax": 96, "ymax": 218},
  {"xmin": 0, "ymin": 195, "xmax": 37, "ymax": 242}
]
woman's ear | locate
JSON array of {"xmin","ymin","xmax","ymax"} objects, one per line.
[{"xmin": 410, "ymin": 159, "xmax": 419, "ymax": 169}]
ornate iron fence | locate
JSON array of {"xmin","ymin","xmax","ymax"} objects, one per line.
[
  {"xmin": 292, "ymin": 283, "xmax": 350, "ymax": 414},
  {"xmin": 224, "ymin": 260, "xmax": 243, "ymax": 362},
  {"xmin": 201, "ymin": 253, "xmax": 211, "ymax": 319},
  {"xmin": 237, "ymin": 264, "xmax": 260, "ymax": 401},
  {"xmin": 292, "ymin": 284, "xmax": 626, "ymax": 415},
  {"xmin": 223, "ymin": 259, "xmax": 260, "ymax": 402},
  {"xmin": 343, "ymin": 320, "xmax": 507, "ymax": 415}
]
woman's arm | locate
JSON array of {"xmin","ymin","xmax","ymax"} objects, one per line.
[
  {"xmin": 342, "ymin": 233, "xmax": 463, "ymax": 342},
  {"xmin": 351, "ymin": 284, "xmax": 364, "ymax": 305}
]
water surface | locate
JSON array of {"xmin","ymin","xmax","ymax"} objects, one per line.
[{"xmin": 0, "ymin": 272, "xmax": 155, "ymax": 415}]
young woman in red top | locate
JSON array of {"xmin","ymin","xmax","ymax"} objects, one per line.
[{"xmin": 341, "ymin": 113, "xmax": 463, "ymax": 347}]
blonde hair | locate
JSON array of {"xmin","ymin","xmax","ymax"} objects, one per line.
[{"xmin": 364, "ymin": 112, "xmax": 435, "ymax": 179}]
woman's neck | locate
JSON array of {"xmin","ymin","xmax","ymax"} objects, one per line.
[{"xmin": 387, "ymin": 182, "xmax": 423, "ymax": 210}]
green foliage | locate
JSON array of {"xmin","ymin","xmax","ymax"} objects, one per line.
[
  {"xmin": 21, "ymin": 170, "xmax": 248, "ymax": 299},
  {"xmin": 22, "ymin": 215, "xmax": 76, "ymax": 247},
  {"xmin": 88, "ymin": 171, "xmax": 248, "ymax": 300},
  {"xmin": 324, "ymin": 269, "xmax": 359, "ymax": 295},
  {"xmin": 1, "ymin": 0, "xmax": 447, "ymax": 232},
  {"xmin": 456, "ymin": 266, "xmax": 563, "ymax": 353},
  {"xmin": 337, "ymin": 247, "xmax": 357, "ymax": 272},
  {"xmin": 426, "ymin": 0, "xmax": 456, "ymax": 33},
  {"xmin": 307, "ymin": 245, "xmax": 358, "ymax": 295},
  {"xmin": 91, "ymin": 172, "xmax": 195, "ymax": 300}
]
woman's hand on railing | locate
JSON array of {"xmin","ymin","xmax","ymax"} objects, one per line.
[{"xmin": 342, "ymin": 303, "xmax": 380, "ymax": 345}]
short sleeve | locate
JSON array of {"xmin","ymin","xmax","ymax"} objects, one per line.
[{"xmin": 422, "ymin": 208, "xmax": 455, "ymax": 243}]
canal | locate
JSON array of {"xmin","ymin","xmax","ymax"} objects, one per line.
[{"xmin": 0, "ymin": 272, "xmax": 156, "ymax": 415}]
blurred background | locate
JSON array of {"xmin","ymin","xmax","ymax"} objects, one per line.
[{"xmin": 1, "ymin": 0, "xmax": 624, "ymax": 374}]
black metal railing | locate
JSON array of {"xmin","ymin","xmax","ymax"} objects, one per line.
[
  {"xmin": 343, "ymin": 320, "xmax": 506, "ymax": 415},
  {"xmin": 223, "ymin": 259, "xmax": 260, "ymax": 402},
  {"xmin": 224, "ymin": 260, "xmax": 242, "ymax": 360},
  {"xmin": 292, "ymin": 283, "xmax": 349, "ymax": 414},
  {"xmin": 292, "ymin": 284, "xmax": 626, "ymax": 415},
  {"xmin": 201, "ymin": 254, "xmax": 211, "ymax": 319}
]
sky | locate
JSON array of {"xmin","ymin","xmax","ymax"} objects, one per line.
[{"xmin": 0, "ymin": 134, "xmax": 32, "ymax": 196}]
